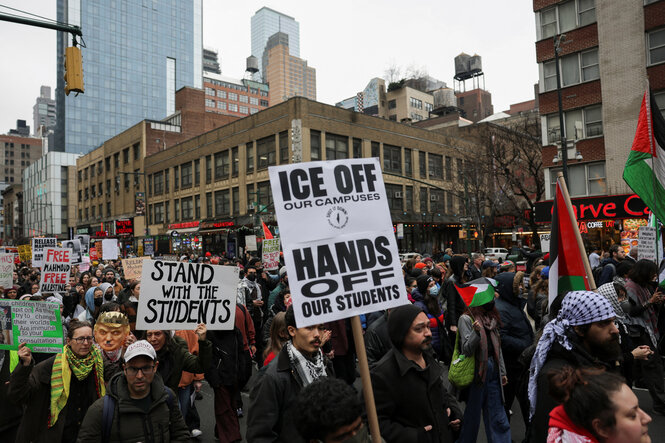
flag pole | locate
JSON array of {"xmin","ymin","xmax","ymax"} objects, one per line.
[
  {"xmin": 646, "ymin": 88, "xmax": 663, "ymax": 279},
  {"xmin": 350, "ymin": 315, "xmax": 382, "ymax": 442},
  {"xmin": 556, "ymin": 172, "xmax": 597, "ymax": 289}
]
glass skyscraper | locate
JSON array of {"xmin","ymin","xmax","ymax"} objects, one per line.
[
  {"xmin": 55, "ymin": 0, "xmax": 202, "ymax": 154},
  {"xmin": 251, "ymin": 7, "xmax": 300, "ymax": 81}
]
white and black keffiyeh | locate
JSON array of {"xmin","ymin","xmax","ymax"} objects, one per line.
[
  {"xmin": 528, "ymin": 290, "xmax": 616, "ymax": 418},
  {"xmin": 286, "ymin": 340, "xmax": 327, "ymax": 386}
]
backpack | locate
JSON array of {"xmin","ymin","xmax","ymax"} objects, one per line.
[
  {"xmin": 593, "ymin": 262, "xmax": 616, "ymax": 286},
  {"xmin": 101, "ymin": 385, "xmax": 175, "ymax": 443}
]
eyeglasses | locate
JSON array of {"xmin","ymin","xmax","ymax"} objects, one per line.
[
  {"xmin": 72, "ymin": 336, "xmax": 94, "ymax": 344},
  {"xmin": 125, "ymin": 365, "xmax": 155, "ymax": 376}
]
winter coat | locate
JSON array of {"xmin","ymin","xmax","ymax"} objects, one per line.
[
  {"xmin": 597, "ymin": 258, "xmax": 620, "ymax": 286},
  {"xmin": 495, "ymin": 272, "xmax": 534, "ymax": 361},
  {"xmin": 246, "ymin": 345, "xmax": 333, "ymax": 443},
  {"xmin": 76, "ymin": 372, "xmax": 191, "ymax": 443},
  {"xmin": 371, "ymin": 348, "xmax": 462, "ymax": 443},
  {"xmin": 155, "ymin": 334, "xmax": 212, "ymax": 393},
  {"xmin": 0, "ymin": 351, "xmax": 22, "ymax": 437},
  {"xmin": 411, "ymin": 289, "xmax": 445, "ymax": 358},
  {"xmin": 441, "ymin": 256, "xmax": 468, "ymax": 328},
  {"xmin": 365, "ymin": 311, "xmax": 391, "ymax": 368},
  {"xmin": 458, "ymin": 314, "xmax": 507, "ymax": 383},
  {"xmin": 205, "ymin": 327, "xmax": 245, "ymax": 388},
  {"xmin": 9, "ymin": 355, "xmax": 102, "ymax": 443}
]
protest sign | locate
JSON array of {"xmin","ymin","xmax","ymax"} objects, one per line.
[
  {"xmin": 245, "ymin": 235, "xmax": 257, "ymax": 251},
  {"xmin": 136, "ymin": 261, "xmax": 239, "ymax": 330},
  {"xmin": 0, "ymin": 254, "xmax": 13, "ymax": 288},
  {"xmin": 123, "ymin": 257, "xmax": 147, "ymax": 280},
  {"xmin": 79, "ymin": 255, "xmax": 90, "ymax": 272},
  {"xmin": 638, "ymin": 226, "xmax": 657, "ymax": 262},
  {"xmin": 0, "ymin": 299, "xmax": 64, "ymax": 353},
  {"xmin": 262, "ymin": 238, "xmax": 280, "ymax": 271},
  {"xmin": 31, "ymin": 237, "xmax": 57, "ymax": 267},
  {"xmin": 18, "ymin": 244, "xmax": 32, "ymax": 262},
  {"xmin": 144, "ymin": 238, "xmax": 154, "ymax": 256},
  {"xmin": 102, "ymin": 239, "xmax": 118, "ymax": 260},
  {"xmin": 40, "ymin": 247, "xmax": 72, "ymax": 293},
  {"xmin": 62, "ymin": 239, "xmax": 82, "ymax": 264},
  {"xmin": 540, "ymin": 233, "xmax": 551, "ymax": 253},
  {"xmin": 269, "ymin": 158, "xmax": 408, "ymax": 327},
  {"xmin": 75, "ymin": 234, "xmax": 90, "ymax": 255}
]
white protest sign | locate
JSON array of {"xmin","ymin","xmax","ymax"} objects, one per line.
[
  {"xmin": 40, "ymin": 247, "xmax": 72, "ymax": 293},
  {"xmin": 245, "ymin": 235, "xmax": 257, "ymax": 251},
  {"xmin": 62, "ymin": 239, "xmax": 82, "ymax": 264},
  {"xmin": 136, "ymin": 260, "xmax": 239, "ymax": 330},
  {"xmin": 540, "ymin": 233, "xmax": 551, "ymax": 253},
  {"xmin": 262, "ymin": 238, "xmax": 280, "ymax": 271},
  {"xmin": 102, "ymin": 239, "xmax": 119, "ymax": 260},
  {"xmin": 0, "ymin": 253, "xmax": 14, "ymax": 288},
  {"xmin": 79, "ymin": 255, "xmax": 90, "ymax": 272},
  {"xmin": 269, "ymin": 158, "xmax": 408, "ymax": 327},
  {"xmin": 638, "ymin": 226, "xmax": 657, "ymax": 262},
  {"xmin": 75, "ymin": 234, "xmax": 91, "ymax": 255},
  {"xmin": 31, "ymin": 237, "xmax": 57, "ymax": 267}
]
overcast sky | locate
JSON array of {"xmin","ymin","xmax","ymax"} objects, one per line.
[{"xmin": 0, "ymin": 0, "xmax": 537, "ymax": 135}]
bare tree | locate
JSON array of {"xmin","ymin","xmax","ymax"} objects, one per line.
[{"xmin": 383, "ymin": 62, "xmax": 403, "ymax": 84}]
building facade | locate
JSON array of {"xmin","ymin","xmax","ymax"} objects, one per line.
[
  {"xmin": 203, "ymin": 48, "xmax": 221, "ymax": 74},
  {"xmin": 455, "ymin": 88, "xmax": 494, "ymax": 123},
  {"xmin": 203, "ymin": 74, "xmax": 269, "ymax": 117},
  {"xmin": 251, "ymin": 7, "xmax": 300, "ymax": 80},
  {"xmin": 23, "ymin": 152, "xmax": 78, "ymax": 238},
  {"xmin": 144, "ymin": 97, "xmax": 476, "ymax": 257},
  {"xmin": 3, "ymin": 184, "xmax": 23, "ymax": 245},
  {"xmin": 263, "ymin": 32, "xmax": 316, "ymax": 104},
  {"xmin": 0, "ymin": 133, "xmax": 42, "ymax": 185},
  {"xmin": 56, "ymin": 0, "xmax": 203, "ymax": 154},
  {"xmin": 33, "ymin": 86, "xmax": 56, "ymax": 136}
]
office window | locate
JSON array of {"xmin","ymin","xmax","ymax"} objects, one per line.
[
  {"xmin": 648, "ymin": 28, "xmax": 665, "ymax": 66},
  {"xmin": 174, "ymin": 166, "xmax": 179, "ymax": 190},
  {"xmin": 581, "ymin": 49, "xmax": 599, "ymax": 81},
  {"xmin": 420, "ymin": 187, "xmax": 428, "ymax": 212},
  {"xmin": 164, "ymin": 169, "xmax": 169, "ymax": 192},
  {"xmin": 311, "ymin": 130, "xmax": 321, "ymax": 160},
  {"xmin": 326, "ymin": 133, "xmax": 348, "ymax": 160},
  {"xmin": 195, "ymin": 195, "xmax": 201, "ymax": 219},
  {"xmin": 232, "ymin": 187, "xmax": 239, "ymax": 214},
  {"xmin": 181, "ymin": 162, "xmax": 192, "ymax": 188},
  {"xmin": 257, "ymin": 135, "xmax": 277, "ymax": 169},
  {"xmin": 543, "ymin": 48, "xmax": 599, "ymax": 91},
  {"xmin": 228, "ymin": 92, "xmax": 238, "ymax": 101},
  {"xmin": 584, "ymin": 106, "xmax": 603, "ymax": 137},
  {"xmin": 133, "ymin": 143, "xmax": 140, "ymax": 160},
  {"xmin": 215, "ymin": 190, "xmax": 230, "ymax": 216},
  {"xmin": 246, "ymin": 142, "xmax": 254, "ymax": 173},
  {"xmin": 232, "ymin": 147, "xmax": 239, "ymax": 176},
  {"xmin": 181, "ymin": 197, "xmax": 193, "ymax": 220},
  {"xmin": 578, "ymin": 0, "xmax": 596, "ymax": 27},
  {"xmin": 106, "ymin": 179, "xmax": 111, "ymax": 195},
  {"xmin": 123, "ymin": 148, "xmax": 129, "ymax": 164},
  {"xmin": 431, "ymin": 189, "xmax": 445, "ymax": 213},
  {"xmin": 215, "ymin": 151, "xmax": 229, "ymax": 180},
  {"xmin": 206, "ymin": 192, "xmax": 212, "ymax": 218},
  {"xmin": 247, "ymin": 184, "xmax": 254, "ymax": 210},
  {"xmin": 84, "ymin": 168, "xmax": 88, "ymax": 180},
  {"xmin": 90, "ymin": 166, "xmax": 95, "ymax": 178},
  {"xmin": 540, "ymin": 7, "xmax": 557, "ymax": 39},
  {"xmin": 546, "ymin": 105, "xmax": 602, "ymax": 141},
  {"xmin": 550, "ymin": 162, "xmax": 606, "ymax": 197},
  {"xmin": 279, "ymin": 131, "xmax": 289, "ymax": 164},
  {"xmin": 107, "ymin": 202, "xmax": 111, "ymax": 217},
  {"xmin": 206, "ymin": 155, "xmax": 212, "ymax": 183},
  {"xmin": 445, "ymin": 156, "xmax": 453, "ymax": 181},
  {"xmin": 385, "ymin": 184, "xmax": 403, "ymax": 211},
  {"xmin": 257, "ymin": 181, "xmax": 273, "ymax": 208},
  {"xmin": 194, "ymin": 159, "xmax": 200, "ymax": 186},
  {"xmin": 216, "ymin": 90, "xmax": 226, "ymax": 99},
  {"xmin": 371, "ymin": 141, "xmax": 380, "ymax": 159},
  {"xmin": 124, "ymin": 172, "xmax": 130, "ymax": 189},
  {"xmin": 205, "ymin": 99, "xmax": 215, "ymax": 108},
  {"xmin": 239, "ymin": 106, "xmax": 249, "ymax": 114},
  {"xmin": 154, "ymin": 203, "xmax": 164, "ymax": 224},
  {"xmin": 405, "ymin": 186, "xmax": 413, "ymax": 212},
  {"xmin": 388, "ymin": 99, "xmax": 396, "ymax": 109},
  {"xmin": 419, "ymin": 152, "xmax": 427, "ymax": 178},
  {"xmin": 410, "ymin": 97, "xmax": 423, "ymax": 109},
  {"xmin": 78, "ymin": 170, "xmax": 82, "ymax": 182},
  {"xmin": 353, "ymin": 138, "xmax": 362, "ymax": 159},
  {"xmin": 250, "ymin": 97, "xmax": 259, "ymax": 105},
  {"xmin": 429, "ymin": 154, "xmax": 443, "ymax": 179},
  {"xmin": 239, "ymin": 95, "xmax": 249, "ymax": 103},
  {"xmin": 165, "ymin": 201, "xmax": 170, "ymax": 223},
  {"xmin": 217, "ymin": 101, "xmax": 226, "ymax": 110},
  {"xmin": 383, "ymin": 145, "xmax": 401, "ymax": 173}
]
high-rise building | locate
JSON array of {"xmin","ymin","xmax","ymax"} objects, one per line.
[
  {"xmin": 203, "ymin": 48, "xmax": 221, "ymax": 74},
  {"xmin": 251, "ymin": 7, "xmax": 300, "ymax": 80},
  {"xmin": 263, "ymin": 32, "xmax": 316, "ymax": 104},
  {"xmin": 33, "ymin": 86, "xmax": 56, "ymax": 136},
  {"xmin": 55, "ymin": 0, "xmax": 203, "ymax": 154}
]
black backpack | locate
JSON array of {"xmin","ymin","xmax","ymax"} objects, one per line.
[{"xmin": 593, "ymin": 262, "xmax": 616, "ymax": 286}]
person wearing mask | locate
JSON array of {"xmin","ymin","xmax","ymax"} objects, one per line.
[
  {"xmin": 238, "ymin": 264, "xmax": 268, "ymax": 364},
  {"xmin": 371, "ymin": 304, "xmax": 462, "ymax": 442},
  {"xmin": 547, "ymin": 366, "xmax": 652, "ymax": 443},
  {"xmin": 9, "ymin": 320, "xmax": 105, "ymax": 443},
  {"xmin": 412, "ymin": 274, "xmax": 448, "ymax": 361}
]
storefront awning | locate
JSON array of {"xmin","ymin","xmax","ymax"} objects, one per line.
[{"xmin": 166, "ymin": 227, "xmax": 199, "ymax": 234}]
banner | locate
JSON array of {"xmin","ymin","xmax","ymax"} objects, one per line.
[
  {"xmin": 0, "ymin": 254, "xmax": 13, "ymax": 288},
  {"xmin": 18, "ymin": 244, "xmax": 32, "ymax": 262},
  {"xmin": 123, "ymin": 257, "xmax": 147, "ymax": 280},
  {"xmin": 102, "ymin": 239, "xmax": 118, "ymax": 260},
  {"xmin": 135, "ymin": 192, "xmax": 146, "ymax": 216},
  {"xmin": 40, "ymin": 247, "xmax": 72, "ymax": 293},
  {"xmin": 262, "ymin": 238, "xmax": 280, "ymax": 271},
  {"xmin": 62, "ymin": 239, "xmax": 82, "ymax": 264},
  {"xmin": 31, "ymin": 237, "xmax": 57, "ymax": 268},
  {"xmin": 136, "ymin": 261, "xmax": 238, "ymax": 330},
  {"xmin": 75, "ymin": 234, "xmax": 90, "ymax": 255},
  {"xmin": 0, "ymin": 300, "xmax": 64, "ymax": 353},
  {"xmin": 540, "ymin": 233, "xmax": 551, "ymax": 253},
  {"xmin": 638, "ymin": 226, "xmax": 657, "ymax": 262},
  {"xmin": 269, "ymin": 158, "xmax": 407, "ymax": 327}
]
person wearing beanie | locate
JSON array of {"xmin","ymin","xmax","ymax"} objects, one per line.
[
  {"xmin": 371, "ymin": 304, "xmax": 462, "ymax": 442},
  {"xmin": 441, "ymin": 255, "xmax": 470, "ymax": 351}
]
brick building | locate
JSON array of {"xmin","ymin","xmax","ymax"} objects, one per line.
[
  {"xmin": 0, "ymin": 133, "xmax": 42, "ymax": 185},
  {"xmin": 263, "ymin": 32, "xmax": 316, "ymax": 104},
  {"xmin": 203, "ymin": 73, "xmax": 269, "ymax": 117},
  {"xmin": 2, "ymin": 184, "xmax": 22, "ymax": 245}
]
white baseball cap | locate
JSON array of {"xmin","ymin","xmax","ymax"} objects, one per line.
[{"xmin": 124, "ymin": 340, "xmax": 157, "ymax": 363}]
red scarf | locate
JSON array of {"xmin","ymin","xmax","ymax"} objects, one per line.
[{"xmin": 548, "ymin": 405, "xmax": 599, "ymax": 443}]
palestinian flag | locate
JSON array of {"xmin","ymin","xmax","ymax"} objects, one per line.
[
  {"xmin": 623, "ymin": 88, "xmax": 665, "ymax": 223},
  {"xmin": 455, "ymin": 277, "xmax": 497, "ymax": 307},
  {"xmin": 548, "ymin": 177, "xmax": 590, "ymax": 307},
  {"xmin": 262, "ymin": 220, "xmax": 273, "ymax": 239}
]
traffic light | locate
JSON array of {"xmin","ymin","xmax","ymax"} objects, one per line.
[{"xmin": 64, "ymin": 46, "xmax": 84, "ymax": 96}]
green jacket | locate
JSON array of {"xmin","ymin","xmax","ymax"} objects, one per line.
[{"xmin": 157, "ymin": 335, "xmax": 212, "ymax": 393}]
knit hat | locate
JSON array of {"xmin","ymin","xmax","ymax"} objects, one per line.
[
  {"xmin": 279, "ymin": 266, "xmax": 288, "ymax": 277},
  {"xmin": 423, "ymin": 257, "xmax": 433, "ymax": 264},
  {"xmin": 442, "ymin": 254, "xmax": 452, "ymax": 262},
  {"xmin": 541, "ymin": 266, "xmax": 550, "ymax": 279},
  {"xmin": 416, "ymin": 274, "xmax": 430, "ymax": 294},
  {"xmin": 414, "ymin": 262, "xmax": 427, "ymax": 270},
  {"xmin": 388, "ymin": 304, "xmax": 424, "ymax": 349}
]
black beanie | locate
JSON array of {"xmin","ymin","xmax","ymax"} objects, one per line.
[
  {"xmin": 416, "ymin": 274, "xmax": 430, "ymax": 294},
  {"xmin": 388, "ymin": 304, "xmax": 423, "ymax": 349}
]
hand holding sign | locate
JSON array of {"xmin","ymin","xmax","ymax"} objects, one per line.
[{"xmin": 18, "ymin": 343, "xmax": 32, "ymax": 366}]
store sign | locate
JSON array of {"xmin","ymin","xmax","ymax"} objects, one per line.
[
  {"xmin": 115, "ymin": 219, "xmax": 134, "ymax": 237},
  {"xmin": 200, "ymin": 221, "xmax": 234, "ymax": 229},
  {"xmin": 168, "ymin": 221, "xmax": 200, "ymax": 230},
  {"xmin": 76, "ymin": 227, "xmax": 90, "ymax": 235},
  {"xmin": 535, "ymin": 194, "xmax": 649, "ymax": 223},
  {"xmin": 95, "ymin": 231, "xmax": 109, "ymax": 237}
]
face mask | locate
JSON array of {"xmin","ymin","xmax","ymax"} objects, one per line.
[
  {"xmin": 104, "ymin": 290, "xmax": 114, "ymax": 301},
  {"xmin": 483, "ymin": 300, "xmax": 495, "ymax": 311},
  {"xmin": 94, "ymin": 298, "xmax": 103, "ymax": 307},
  {"xmin": 428, "ymin": 285, "xmax": 439, "ymax": 297},
  {"xmin": 246, "ymin": 273, "xmax": 256, "ymax": 282}
]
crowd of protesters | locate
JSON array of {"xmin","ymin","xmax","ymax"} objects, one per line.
[{"xmin": 0, "ymin": 243, "xmax": 660, "ymax": 442}]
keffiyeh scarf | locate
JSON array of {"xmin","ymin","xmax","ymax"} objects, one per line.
[
  {"xmin": 527, "ymin": 291, "xmax": 615, "ymax": 418},
  {"xmin": 286, "ymin": 340, "xmax": 327, "ymax": 387}
]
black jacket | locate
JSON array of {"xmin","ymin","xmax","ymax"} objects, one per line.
[
  {"xmin": 206, "ymin": 328, "xmax": 245, "ymax": 387},
  {"xmin": 495, "ymin": 273, "xmax": 534, "ymax": 361},
  {"xmin": 365, "ymin": 311, "xmax": 391, "ymax": 368},
  {"xmin": 441, "ymin": 256, "xmax": 467, "ymax": 328},
  {"xmin": 371, "ymin": 348, "xmax": 462, "ymax": 443},
  {"xmin": 155, "ymin": 335, "xmax": 212, "ymax": 393}
]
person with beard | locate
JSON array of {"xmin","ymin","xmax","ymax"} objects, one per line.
[
  {"xmin": 624, "ymin": 259, "xmax": 665, "ymax": 414},
  {"xmin": 247, "ymin": 305, "xmax": 332, "ymax": 443},
  {"xmin": 441, "ymin": 255, "xmax": 469, "ymax": 350},
  {"xmin": 371, "ymin": 304, "xmax": 462, "ymax": 442},
  {"xmin": 527, "ymin": 291, "xmax": 621, "ymax": 442},
  {"xmin": 457, "ymin": 283, "xmax": 511, "ymax": 443}
]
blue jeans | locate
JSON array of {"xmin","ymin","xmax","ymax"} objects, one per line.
[
  {"xmin": 457, "ymin": 357, "xmax": 511, "ymax": 443},
  {"xmin": 178, "ymin": 384, "xmax": 193, "ymax": 418}
]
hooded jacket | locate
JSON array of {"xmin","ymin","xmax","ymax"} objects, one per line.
[
  {"xmin": 411, "ymin": 278, "xmax": 445, "ymax": 358},
  {"xmin": 76, "ymin": 372, "xmax": 190, "ymax": 443},
  {"xmin": 546, "ymin": 405, "xmax": 598, "ymax": 443},
  {"xmin": 495, "ymin": 272, "xmax": 534, "ymax": 360},
  {"xmin": 441, "ymin": 256, "xmax": 467, "ymax": 328}
]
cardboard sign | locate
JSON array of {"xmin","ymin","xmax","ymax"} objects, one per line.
[
  {"xmin": 75, "ymin": 234, "xmax": 91, "ymax": 255},
  {"xmin": 269, "ymin": 158, "xmax": 408, "ymax": 327},
  {"xmin": 31, "ymin": 238, "xmax": 57, "ymax": 268},
  {"xmin": 638, "ymin": 226, "xmax": 657, "ymax": 262},
  {"xmin": 0, "ymin": 254, "xmax": 13, "ymax": 288},
  {"xmin": 262, "ymin": 238, "xmax": 280, "ymax": 271},
  {"xmin": 62, "ymin": 239, "xmax": 82, "ymax": 264},
  {"xmin": 40, "ymin": 247, "xmax": 72, "ymax": 293},
  {"xmin": 136, "ymin": 261, "xmax": 238, "ymax": 330},
  {"xmin": 123, "ymin": 257, "xmax": 147, "ymax": 280},
  {"xmin": 0, "ymin": 300, "xmax": 64, "ymax": 353},
  {"xmin": 102, "ymin": 239, "xmax": 119, "ymax": 260},
  {"xmin": 18, "ymin": 244, "xmax": 32, "ymax": 262}
]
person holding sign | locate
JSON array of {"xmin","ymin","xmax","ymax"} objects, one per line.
[
  {"xmin": 8, "ymin": 320, "xmax": 105, "ymax": 443},
  {"xmin": 247, "ymin": 305, "xmax": 332, "ymax": 443}
]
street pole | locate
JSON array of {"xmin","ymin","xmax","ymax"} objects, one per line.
[{"xmin": 554, "ymin": 34, "xmax": 569, "ymax": 184}]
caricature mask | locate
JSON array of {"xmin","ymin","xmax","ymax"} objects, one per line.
[{"xmin": 94, "ymin": 311, "xmax": 130, "ymax": 352}]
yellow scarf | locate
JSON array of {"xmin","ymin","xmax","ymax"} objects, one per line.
[{"xmin": 48, "ymin": 345, "xmax": 105, "ymax": 427}]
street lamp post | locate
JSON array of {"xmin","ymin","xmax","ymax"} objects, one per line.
[{"xmin": 554, "ymin": 34, "xmax": 569, "ymax": 184}]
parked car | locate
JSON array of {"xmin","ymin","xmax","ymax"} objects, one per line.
[{"xmin": 483, "ymin": 247, "xmax": 509, "ymax": 261}]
